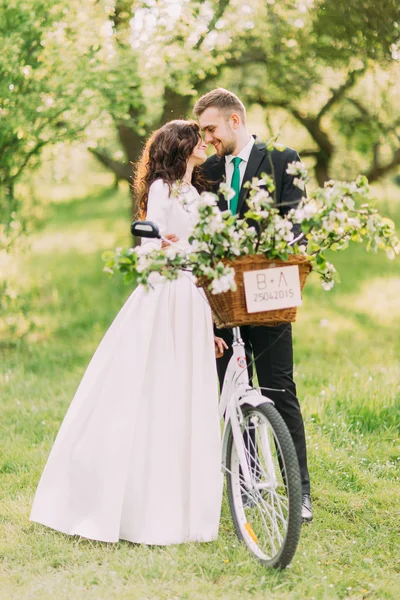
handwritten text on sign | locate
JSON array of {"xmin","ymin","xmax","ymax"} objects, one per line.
[{"xmin": 243, "ymin": 265, "xmax": 302, "ymax": 313}]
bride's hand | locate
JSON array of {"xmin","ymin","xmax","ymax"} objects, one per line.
[
  {"xmin": 162, "ymin": 234, "xmax": 179, "ymax": 249},
  {"xmin": 214, "ymin": 336, "xmax": 228, "ymax": 358}
]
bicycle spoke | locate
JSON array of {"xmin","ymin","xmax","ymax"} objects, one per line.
[
  {"xmin": 257, "ymin": 492, "xmax": 285, "ymax": 547},
  {"xmin": 251, "ymin": 494, "xmax": 277, "ymax": 555}
]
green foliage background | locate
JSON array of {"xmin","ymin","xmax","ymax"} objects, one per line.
[
  {"xmin": 1, "ymin": 175, "xmax": 399, "ymax": 598},
  {"xmin": 1, "ymin": 1, "xmax": 400, "ymax": 597}
]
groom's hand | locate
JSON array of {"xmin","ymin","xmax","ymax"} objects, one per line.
[{"xmin": 162, "ymin": 234, "xmax": 179, "ymax": 249}]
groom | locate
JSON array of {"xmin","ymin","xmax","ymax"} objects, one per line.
[{"xmin": 194, "ymin": 88, "xmax": 313, "ymax": 523}]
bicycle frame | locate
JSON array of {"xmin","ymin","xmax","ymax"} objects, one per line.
[{"xmin": 220, "ymin": 327, "xmax": 275, "ymax": 488}]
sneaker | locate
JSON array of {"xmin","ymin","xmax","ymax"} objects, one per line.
[{"xmin": 302, "ymin": 494, "xmax": 313, "ymax": 523}]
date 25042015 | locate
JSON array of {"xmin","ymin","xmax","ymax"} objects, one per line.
[{"xmin": 253, "ymin": 288, "xmax": 295, "ymax": 302}]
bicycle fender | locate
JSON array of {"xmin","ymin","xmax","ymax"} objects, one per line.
[{"xmin": 239, "ymin": 388, "xmax": 274, "ymax": 409}]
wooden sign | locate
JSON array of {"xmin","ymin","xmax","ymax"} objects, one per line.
[{"xmin": 243, "ymin": 265, "xmax": 302, "ymax": 314}]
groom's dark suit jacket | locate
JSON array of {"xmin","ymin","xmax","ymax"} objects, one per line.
[
  {"xmin": 201, "ymin": 138, "xmax": 311, "ymax": 495},
  {"xmin": 201, "ymin": 139, "xmax": 303, "ymax": 223}
]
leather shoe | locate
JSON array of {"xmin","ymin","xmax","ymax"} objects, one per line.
[
  {"xmin": 301, "ymin": 494, "xmax": 313, "ymax": 523},
  {"xmin": 242, "ymin": 490, "xmax": 256, "ymax": 509}
]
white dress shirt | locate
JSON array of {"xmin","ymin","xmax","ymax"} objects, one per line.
[{"xmin": 225, "ymin": 135, "xmax": 255, "ymax": 194}]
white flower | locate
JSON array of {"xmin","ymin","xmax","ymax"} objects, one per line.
[
  {"xmin": 201, "ymin": 209, "xmax": 225, "ymax": 235},
  {"xmin": 199, "ymin": 265, "xmax": 215, "ymax": 278},
  {"xmin": 211, "ymin": 279, "xmax": 225, "ymax": 294},
  {"xmin": 293, "ymin": 177, "xmax": 305, "ymax": 190},
  {"xmin": 321, "ymin": 280, "xmax": 335, "ymax": 291},
  {"xmin": 164, "ymin": 245, "xmax": 178, "ymax": 259},
  {"xmin": 284, "ymin": 231, "xmax": 295, "ymax": 242},
  {"xmin": 344, "ymin": 196, "xmax": 355, "ymax": 210},
  {"xmin": 275, "ymin": 217, "xmax": 293, "ymax": 232},
  {"xmin": 247, "ymin": 189, "xmax": 272, "ymax": 212},
  {"xmin": 190, "ymin": 239, "xmax": 209, "ymax": 253},
  {"xmin": 348, "ymin": 217, "xmax": 361, "ymax": 229},
  {"xmin": 210, "ymin": 271, "xmax": 236, "ymax": 294},
  {"xmin": 325, "ymin": 261, "xmax": 336, "ymax": 273},
  {"xmin": 386, "ymin": 248, "xmax": 395, "ymax": 260},
  {"xmin": 136, "ymin": 253, "xmax": 152, "ymax": 273},
  {"xmin": 286, "ymin": 161, "xmax": 306, "ymax": 176},
  {"xmin": 137, "ymin": 244, "xmax": 155, "ymax": 256},
  {"xmin": 367, "ymin": 216, "xmax": 377, "ymax": 232},
  {"xmin": 293, "ymin": 208, "xmax": 305, "ymax": 222},
  {"xmin": 218, "ymin": 182, "xmax": 235, "ymax": 201},
  {"xmin": 199, "ymin": 192, "xmax": 217, "ymax": 207},
  {"xmin": 303, "ymin": 200, "xmax": 318, "ymax": 218}
]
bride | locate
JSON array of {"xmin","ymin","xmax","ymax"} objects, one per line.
[{"xmin": 30, "ymin": 120, "xmax": 226, "ymax": 545}]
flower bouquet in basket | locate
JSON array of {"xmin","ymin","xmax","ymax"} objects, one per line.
[{"xmin": 102, "ymin": 160, "xmax": 400, "ymax": 328}]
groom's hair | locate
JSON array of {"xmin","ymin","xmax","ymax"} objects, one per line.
[{"xmin": 193, "ymin": 88, "xmax": 246, "ymax": 123}]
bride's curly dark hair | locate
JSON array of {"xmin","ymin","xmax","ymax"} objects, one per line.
[{"xmin": 134, "ymin": 120, "xmax": 208, "ymax": 219}]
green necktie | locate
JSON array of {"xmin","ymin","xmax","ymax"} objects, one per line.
[{"xmin": 230, "ymin": 156, "xmax": 242, "ymax": 214}]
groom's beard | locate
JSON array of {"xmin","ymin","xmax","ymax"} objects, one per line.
[
  {"xmin": 220, "ymin": 139, "xmax": 236, "ymax": 156},
  {"xmin": 214, "ymin": 129, "xmax": 237, "ymax": 157}
]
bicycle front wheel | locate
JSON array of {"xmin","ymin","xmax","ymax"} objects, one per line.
[{"xmin": 226, "ymin": 402, "xmax": 302, "ymax": 569}]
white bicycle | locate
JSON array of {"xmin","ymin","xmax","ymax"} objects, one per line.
[
  {"xmin": 217, "ymin": 324, "xmax": 302, "ymax": 568},
  {"xmin": 132, "ymin": 220, "xmax": 302, "ymax": 569}
]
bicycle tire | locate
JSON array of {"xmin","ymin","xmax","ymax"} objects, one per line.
[{"xmin": 226, "ymin": 401, "xmax": 302, "ymax": 569}]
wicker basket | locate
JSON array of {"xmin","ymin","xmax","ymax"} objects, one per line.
[{"xmin": 197, "ymin": 254, "xmax": 312, "ymax": 328}]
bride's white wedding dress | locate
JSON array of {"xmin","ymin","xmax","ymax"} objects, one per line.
[{"xmin": 30, "ymin": 179, "xmax": 223, "ymax": 545}]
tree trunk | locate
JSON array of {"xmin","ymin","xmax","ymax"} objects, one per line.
[
  {"xmin": 314, "ymin": 153, "xmax": 331, "ymax": 186},
  {"xmin": 364, "ymin": 147, "xmax": 400, "ymax": 183},
  {"xmin": 117, "ymin": 123, "xmax": 146, "ymax": 174},
  {"xmin": 89, "ymin": 148, "xmax": 132, "ymax": 182},
  {"xmin": 160, "ymin": 88, "xmax": 194, "ymax": 124}
]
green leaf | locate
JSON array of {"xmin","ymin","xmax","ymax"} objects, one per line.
[
  {"xmin": 124, "ymin": 272, "xmax": 136, "ymax": 284},
  {"xmin": 102, "ymin": 250, "xmax": 115, "ymax": 261}
]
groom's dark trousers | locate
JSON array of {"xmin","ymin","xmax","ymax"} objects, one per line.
[{"xmin": 202, "ymin": 139, "xmax": 311, "ymax": 495}]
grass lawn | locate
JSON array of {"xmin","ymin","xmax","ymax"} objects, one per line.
[{"xmin": 1, "ymin": 182, "xmax": 399, "ymax": 599}]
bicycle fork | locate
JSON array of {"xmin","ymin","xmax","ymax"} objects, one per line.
[{"xmin": 220, "ymin": 327, "xmax": 275, "ymax": 489}]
